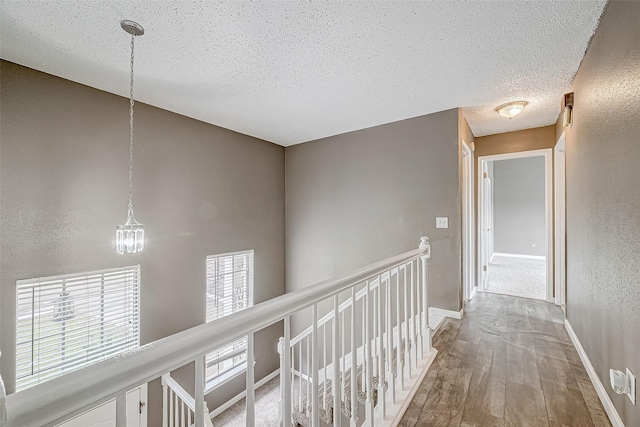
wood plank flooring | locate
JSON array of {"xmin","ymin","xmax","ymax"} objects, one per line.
[{"xmin": 399, "ymin": 293, "xmax": 611, "ymax": 427}]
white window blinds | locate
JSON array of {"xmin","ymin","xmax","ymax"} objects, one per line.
[
  {"xmin": 16, "ymin": 266, "xmax": 140, "ymax": 391},
  {"xmin": 205, "ymin": 250, "xmax": 253, "ymax": 383}
]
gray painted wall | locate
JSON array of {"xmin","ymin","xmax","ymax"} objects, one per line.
[
  {"xmin": 285, "ymin": 109, "xmax": 462, "ymax": 313},
  {"xmin": 560, "ymin": 1, "xmax": 640, "ymax": 425},
  {"xmin": 0, "ymin": 61, "xmax": 285, "ymax": 423},
  {"xmin": 492, "ymin": 157, "xmax": 545, "ymax": 256}
]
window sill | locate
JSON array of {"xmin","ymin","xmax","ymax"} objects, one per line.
[{"xmin": 204, "ymin": 361, "xmax": 256, "ymax": 394}]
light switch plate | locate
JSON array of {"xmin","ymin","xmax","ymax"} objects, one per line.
[{"xmin": 436, "ymin": 217, "xmax": 448, "ymax": 229}]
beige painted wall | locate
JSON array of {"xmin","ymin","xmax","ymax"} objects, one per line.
[
  {"xmin": 0, "ymin": 61, "xmax": 286, "ymax": 424},
  {"xmin": 286, "ymin": 109, "xmax": 463, "ymax": 313},
  {"xmin": 556, "ymin": 1, "xmax": 640, "ymax": 424}
]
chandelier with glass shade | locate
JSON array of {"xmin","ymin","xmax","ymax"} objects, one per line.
[{"xmin": 116, "ymin": 20, "xmax": 145, "ymax": 254}]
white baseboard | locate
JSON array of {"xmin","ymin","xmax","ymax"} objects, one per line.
[
  {"xmin": 208, "ymin": 369, "xmax": 280, "ymax": 419},
  {"xmin": 428, "ymin": 307, "xmax": 463, "ymax": 333},
  {"xmin": 492, "ymin": 252, "xmax": 546, "ymax": 260},
  {"xmin": 564, "ymin": 320, "xmax": 624, "ymax": 427},
  {"xmin": 429, "ymin": 307, "xmax": 463, "ymax": 320}
]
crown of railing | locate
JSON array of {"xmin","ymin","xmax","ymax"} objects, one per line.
[{"xmin": 1, "ymin": 238, "xmax": 430, "ymax": 427}]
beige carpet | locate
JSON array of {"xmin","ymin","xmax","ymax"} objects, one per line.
[
  {"xmin": 486, "ymin": 255, "xmax": 546, "ymax": 300},
  {"xmin": 211, "ymin": 375, "xmax": 281, "ymax": 426}
]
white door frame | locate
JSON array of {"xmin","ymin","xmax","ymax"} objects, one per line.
[
  {"xmin": 477, "ymin": 148, "xmax": 554, "ymax": 303},
  {"xmin": 554, "ymin": 133, "xmax": 567, "ymax": 307},
  {"xmin": 462, "ymin": 140, "xmax": 476, "ymax": 300}
]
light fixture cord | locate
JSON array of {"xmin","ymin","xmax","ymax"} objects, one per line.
[{"xmin": 128, "ymin": 32, "xmax": 136, "ymax": 214}]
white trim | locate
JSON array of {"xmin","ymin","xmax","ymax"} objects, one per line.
[
  {"xmin": 478, "ymin": 148, "xmax": 554, "ymax": 303},
  {"xmin": 461, "ymin": 140, "xmax": 476, "ymax": 301},
  {"xmin": 564, "ymin": 320, "xmax": 624, "ymax": 427},
  {"xmin": 429, "ymin": 313, "xmax": 445, "ymax": 332},
  {"xmin": 554, "ymin": 132, "xmax": 567, "ymax": 306},
  {"xmin": 492, "ymin": 252, "xmax": 546, "ymax": 260},
  {"xmin": 204, "ymin": 361, "xmax": 250, "ymax": 394},
  {"xmin": 387, "ymin": 349, "xmax": 438, "ymax": 427},
  {"xmin": 477, "ymin": 148, "xmax": 552, "ymax": 162},
  {"xmin": 429, "ymin": 307, "xmax": 463, "ymax": 320},
  {"xmin": 208, "ymin": 369, "xmax": 280, "ymax": 419}
]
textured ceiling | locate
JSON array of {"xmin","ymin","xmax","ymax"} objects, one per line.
[{"xmin": 0, "ymin": 1, "xmax": 606, "ymax": 146}]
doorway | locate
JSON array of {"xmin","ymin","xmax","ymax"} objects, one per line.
[
  {"xmin": 462, "ymin": 141, "xmax": 476, "ymax": 300},
  {"xmin": 478, "ymin": 149, "xmax": 553, "ymax": 302}
]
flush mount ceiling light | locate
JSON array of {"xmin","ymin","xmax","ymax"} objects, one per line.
[
  {"xmin": 495, "ymin": 101, "xmax": 528, "ymax": 119},
  {"xmin": 116, "ymin": 20, "xmax": 145, "ymax": 254}
]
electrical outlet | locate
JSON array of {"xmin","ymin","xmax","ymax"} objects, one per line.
[
  {"xmin": 628, "ymin": 368, "xmax": 636, "ymax": 405},
  {"xmin": 436, "ymin": 217, "xmax": 448, "ymax": 229}
]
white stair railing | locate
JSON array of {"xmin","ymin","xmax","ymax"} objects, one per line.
[
  {"xmin": 279, "ymin": 237, "xmax": 434, "ymax": 427},
  {"xmin": 1, "ymin": 237, "xmax": 433, "ymax": 427},
  {"xmin": 161, "ymin": 374, "xmax": 212, "ymax": 427}
]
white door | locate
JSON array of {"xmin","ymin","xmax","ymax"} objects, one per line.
[{"xmin": 57, "ymin": 384, "xmax": 147, "ymax": 427}]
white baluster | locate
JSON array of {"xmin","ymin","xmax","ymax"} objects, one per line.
[
  {"xmin": 350, "ymin": 287, "xmax": 357, "ymax": 427},
  {"xmin": 279, "ymin": 337, "xmax": 284, "ymax": 422},
  {"xmin": 162, "ymin": 375, "xmax": 168, "ymax": 427},
  {"xmin": 204, "ymin": 402, "xmax": 213, "ymax": 427},
  {"xmin": 283, "ymin": 317, "xmax": 293, "ymax": 427},
  {"xmin": 0, "ymin": 369, "xmax": 6, "ymax": 427},
  {"xmin": 169, "ymin": 388, "xmax": 174, "ymax": 427},
  {"xmin": 396, "ymin": 269, "xmax": 404, "ymax": 390},
  {"xmin": 416, "ymin": 261, "xmax": 424, "ymax": 357},
  {"xmin": 299, "ymin": 341, "xmax": 303, "ymax": 413},
  {"xmin": 174, "ymin": 392, "xmax": 179, "ymax": 427},
  {"xmin": 420, "ymin": 237, "xmax": 431, "ymax": 355},
  {"xmin": 247, "ymin": 332, "xmax": 256, "ymax": 426},
  {"xmin": 323, "ymin": 323, "xmax": 327, "ymax": 411},
  {"xmin": 386, "ymin": 275, "xmax": 396, "ymax": 404},
  {"xmin": 361, "ymin": 296, "xmax": 365, "ymax": 389},
  {"xmin": 404, "ymin": 263, "xmax": 411, "ymax": 378},
  {"xmin": 188, "ymin": 407, "xmax": 192, "ymax": 427},
  {"xmin": 341, "ymin": 311, "xmax": 345, "ymax": 403},
  {"xmin": 195, "ymin": 356, "xmax": 205, "ymax": 427},
  {"xmin": 311, "ymin": 305, "xmax": 320, "ymax": 427},
  {"xmin": 410, "ymin": 261, "xmax": 417, "ymax": 368},
  {"xmin": 306, "ymin": 337, "xmax": 311, "ymax": 417},
  {"xmin": 364, "ymin": 280, "xmax": 374, "ymax": 422},
  {"xmin": 291, "ymin": 345, "xmax": 296, "ymax": 420},
  {"xmin": 376, "ymin": 277, "xmax": 386, "ymax": 419},
  {"xmin": 332, "ymin": 295, "xmax": 342, "ymax": 427},
  {"xmin": 181, "ymin": 401, "xmax": 185, "ymax": 427}
]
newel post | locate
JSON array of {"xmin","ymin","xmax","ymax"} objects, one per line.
[{"xmin": 419, "ymin": 237, "xmax": 432, "ymax": 354}]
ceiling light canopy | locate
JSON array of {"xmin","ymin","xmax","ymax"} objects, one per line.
[{"xmin": 496, "ymin": 101, "xmax": 528, "ymax": 119}]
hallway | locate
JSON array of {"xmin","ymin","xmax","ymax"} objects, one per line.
[{"xmin": 399, "ymin": 293, "xmax": 610, "ymax": 426}]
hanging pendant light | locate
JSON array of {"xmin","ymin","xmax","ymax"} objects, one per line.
[{"xmin": 116, "ymin": 20, "xmax": 145, "ymax": 254}]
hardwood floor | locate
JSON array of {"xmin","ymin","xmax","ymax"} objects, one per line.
[{"xmin": 399, "ymin": 292, "xmax": 611, "ymax": 427}]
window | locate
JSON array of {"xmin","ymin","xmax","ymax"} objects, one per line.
[
  {"xmin": 205, "ymin": 250, "xmax": 253, "ymax": 389},
  {"xmin": 16, "ymin": 266, "xmax": 140, "ymax": 391}
]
